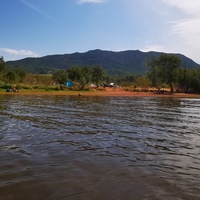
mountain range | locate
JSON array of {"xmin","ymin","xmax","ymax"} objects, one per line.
[{"xmin": 6, "ymin": 49, "xmax": 200, "ymax": 75}]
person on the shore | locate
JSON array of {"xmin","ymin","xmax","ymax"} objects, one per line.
[{"xmin": 12, "ymin": 85, "xmax": 18, "ymax": 92}]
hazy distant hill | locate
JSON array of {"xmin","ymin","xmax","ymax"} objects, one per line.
[{"xmin": 7, "ymin": 49, "xmax": 200, "ymax": 75}]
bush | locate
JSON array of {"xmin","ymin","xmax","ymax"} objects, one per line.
[
  {"xmin": 0, "ymin": 84, "xmax": 12, "ymax": 90},
  {"xmin": 0, "ymin": 80, "xmax": 4, "ymax": 85},
  {"xmin": 17, "ymin": 84, "xmax": 32, "ymax": 90}
]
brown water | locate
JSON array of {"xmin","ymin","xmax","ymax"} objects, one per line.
[{"xmin": 0, "ymin": 95, "xmax": 200, "ymax": 200}]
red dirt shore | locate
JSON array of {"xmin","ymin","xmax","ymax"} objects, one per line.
[{"xmin": 1, "ymin": 87, "xmax": 200, "ymax": 98}]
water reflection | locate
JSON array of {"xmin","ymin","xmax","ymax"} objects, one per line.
[{"xmin": 0, "ymin": 95, "xmax": 200, "ymax": 199}]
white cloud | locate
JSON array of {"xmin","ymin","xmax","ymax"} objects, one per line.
[
  {"xmin": 77, "ymin": 0, "xmax": 105, "ymax": 4},
  {"xmin": 161, "ymin": 0, "xmax": 200, "ymax": 63},
  {"xmin": 162, "ymin": 0, "xmax": 200, "ymax": 16},
  {"xmin": 0, "ymin": 48, "xmax": 39, "ymax": 57},
  {"xmin": 162, "ymin": 0, "xmax": 200, "ymax": 38},
  {"xmin": 170, "ymin": 19, "xmax": 200, "ymax": 47},
  {"xmin": 141, "ymin": 44, "xmax": 168, "ymax": 53}
]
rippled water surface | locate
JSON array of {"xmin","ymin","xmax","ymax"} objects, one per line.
[{"xmin": 0, "ymin": 94, "xmax": 200, "ymax": 200}]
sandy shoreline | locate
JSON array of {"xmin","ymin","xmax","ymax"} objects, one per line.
[{"xmin": 1, "ymin": 87, "xmax": 200, "ymax": 98}]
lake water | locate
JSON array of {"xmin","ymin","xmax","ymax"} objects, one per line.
[{"xmin": 0, "ymin": 94, "xmax": 200, "ymax": 200}]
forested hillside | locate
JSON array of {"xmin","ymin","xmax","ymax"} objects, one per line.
[{"xmin": 7, "ymin": 49, "xmax": 200, "ymax": 75}]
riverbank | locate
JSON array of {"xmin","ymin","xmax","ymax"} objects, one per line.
[{"xmin": 1, "ymin": 87, "xmax": 200, "ymax": 98}]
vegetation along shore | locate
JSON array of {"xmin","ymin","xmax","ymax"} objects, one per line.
[{"xmin": 1, "ymin": 53, "xmax": 200, "ymax": 97}]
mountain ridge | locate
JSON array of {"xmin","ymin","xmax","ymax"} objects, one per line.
[{"xmin": 6, "ymin": 49, "xmax": 200, "ymax": 75}]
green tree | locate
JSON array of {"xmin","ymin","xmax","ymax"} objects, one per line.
[
  {"xmin": 146, "ymin": 56, "xmax": 161, "ymax": 87},
  {"xmin": 52, "ymin": 69, "xmax": 68, "ymax": 85},
  {"xmin": 14, "ymin": 67, "xmax": 27, "ymax": 82},
  {"xmin": 81, "ymin": 66, "xmax": 92, "ymax": 84},
  {"xmin": 92, "ymin": 66, "xmax": 106, "ymax": 86},
  {"xmin": 146, "ymin": 54, "xmax": 181, "ymax": 92},
  {"xmin": 178, "ymin": 68, "xmax": 200, "ymax": 94},
  {"xmin": 0, "ymin": 57, "xmax": 6, "ymax": 72},
  {"xmin": 159, "ymin": 54, "xmax": 181, "ymax": 93},
  {"xmin": 4, "ymin": 70, "xmax": 18, "ymax": 83},
  {"xmin": 79, "ymin": 66, "xmax": 92, "ymax": 89},
  {"xmin": 67, "ymin": 66, "xmax": 93, "ymax": 89},
  {"xmin": 67, "ymin": 66, "xmax": 81, "ymax": 82},
  {"xmin": 188, "ymin": 69, "xmax": 200, "ymax": 93},
  {"xmin": 177, "ymin": 67, "xmax": 189, "ymax": 92}
]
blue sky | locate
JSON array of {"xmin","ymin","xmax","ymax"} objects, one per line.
[{"xmin": 1, "ymin": 0, "xmax": 200, "ymax": 64}]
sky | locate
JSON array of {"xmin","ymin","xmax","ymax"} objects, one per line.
[{"xmin": 1, "ymin": 0, "xmax": 200, "ymax": 64}]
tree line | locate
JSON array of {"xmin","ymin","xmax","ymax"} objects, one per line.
[
  {"xmin": 1, "ymin": 55, "xmax": 200, "ymax": 93},
  {"xmin": 0, "ymin": 57, "xmax": 27, "ymax": 85},
  {"xmin": 146, "ymin": 54, "xmax": 200, "ymax": 93},
  {"xmin": 52, "ymin": 65, "xmax": 106, "ymax": 89}
]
